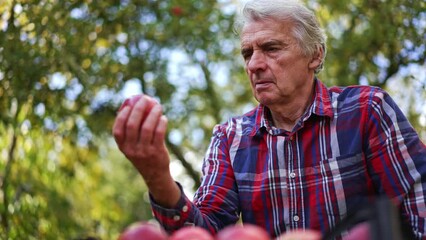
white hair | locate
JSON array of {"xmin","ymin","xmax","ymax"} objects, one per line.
[{"xmin": 235, "ymin": 0, "xmax": 327, "ymax": 73}]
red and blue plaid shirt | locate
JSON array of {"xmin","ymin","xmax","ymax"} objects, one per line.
[{"xmin": 151, "ymin": 79, "xmax": 426, "ymax": 239}]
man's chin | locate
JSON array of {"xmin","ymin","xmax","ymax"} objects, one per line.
[{"xmin": 256, "ymin": 97, "xmax": 274, "ymax": 107}]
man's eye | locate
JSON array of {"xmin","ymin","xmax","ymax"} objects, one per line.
[
  {"xmin": 242, "ymin": 51, "xmax": 252, "ymax": 60},
  {"xmin": 266, "ymin": 47, "xmax": 278, "ymax": 52}
]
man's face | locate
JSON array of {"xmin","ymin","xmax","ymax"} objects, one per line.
[{"xmin": 241, "ymin": 18, "xmax": 319, "ymax": 107}]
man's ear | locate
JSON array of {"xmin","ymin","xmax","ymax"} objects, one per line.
[{"xmin": 308, "ymin": 45, "xmax": 324, "ymax": 70}]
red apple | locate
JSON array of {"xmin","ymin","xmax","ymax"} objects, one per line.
[
  {"xmin": 119, "ymin": 94, "xmax": 158, "ymax": 119},
  {"xmin": 171, "ymin": 6, "xmax": 183, "ymax": 16},
  {"xmin": 215, "ymin": 224, "xmax": 270, "ymax": 240},
  {"xmin": 123, "ymin": 94, "xmax": 143, "ymax": 109},
  {"xmin": 118, "ymin": 221, "xmax": 168, "ymax": 240},
  {"xmin": 119, "ymin": 94, "xmax": 152, "ymax": 110},
  {"xmin": 344, "ymin": 223, "xmax": 370, "ymax": 240},
  {"xmin": 170, "ymin": 226, "xmax": 214, "ymax": 240},
  {"xmin": 275, "ymin": 229, "xmax": 321, "ymax": 240}
]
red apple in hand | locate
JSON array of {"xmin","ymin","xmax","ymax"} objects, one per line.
[
  {"xmin": 170, "ymin": 226, "xmax": 214, "ymax": 240},
  {"xmin": 215, "ymin": 224, "xmax": 270, "ymax": 240},
  {"xmin": 118, "ymin": 221, "xmax": 168, "ymax": 240},
  {"xmin": 119, "ymin": 94, "xmax": 158, "ymax": 120},
  {"xmin": 120, "ymin": 94, "xmax": 143, "ymax": 110}
]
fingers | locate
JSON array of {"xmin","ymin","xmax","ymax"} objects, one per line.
[
  {"xmin": 140, "ymin": 104, "xmax": 165, "ymax": 145},
  {"xmin": 113, "ymin": 94, "xmax": 167, "ymax": 150},
  {"xmin": 153, "ymin": 115, "xmax": 168, "ymax": 146},
  {"xmin": 118, "ymin": 98, "xmax": 130, "ymax": 112},
  {"xmin": 125, "ymin": 96, "xmax": 151, "ymax": 144},
  {"xmin": 112, "ymin": 106, "xmax": 132, "ymax": 145}
]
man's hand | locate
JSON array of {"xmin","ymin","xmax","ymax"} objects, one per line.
[{"xmin": 113, "ymin": 95, "xmax": 180, "ymax": 208}]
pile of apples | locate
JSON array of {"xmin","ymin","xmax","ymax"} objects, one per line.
[
  {"xmin": 118, "ymin": 221, "xmax": 264, "ymax": 240},
  {"xmin": 118, "ymin": 221, "xmax": 322, "ymax": 240}
]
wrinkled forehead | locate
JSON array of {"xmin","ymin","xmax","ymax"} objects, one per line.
[{"xmin": 240, "ymin": 18, "xmax": 295, "ymax": 43}]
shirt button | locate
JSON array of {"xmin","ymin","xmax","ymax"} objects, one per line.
[
  {"xmin": 173, "ymin": 215, "xmax": 181, "ymax": 221},
  {"xmin": 293, "ymin": 215, "xmax": 300, "ymax": 222},
  {"xmin": 182, "ymin": 205, "xmax": 188, "ymax": 212},
  {"xmin": 289, "ymin": 172, "xmax": 296, "ymax": 178}
]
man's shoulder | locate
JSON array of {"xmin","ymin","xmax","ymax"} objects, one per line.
[
  {"xmin": 213, "ymin": 105, "xmax": 261, "ymax": 136},
  {"xmin": 323, "ymin": 84, "xmax": 392, "ymax": 115},
  {"xmin": 328, "ymin": 84, "xmax": 386, "ymax": 102},
  {"xmin": 329, "ymin": 84, "xmax": 383, "ymax": 95},
  {"xmin": 222, "ymin": 105, "xmax": 259, "ymax": 123}
]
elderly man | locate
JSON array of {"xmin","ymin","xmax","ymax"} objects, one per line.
[{"xmin": 113, "ymin": 0, "xmax": 426, "ymax": 238}]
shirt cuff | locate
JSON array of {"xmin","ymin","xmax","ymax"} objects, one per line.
[{"xmin": 149, "ymin": 182, "xmax": 194, "ymax": 232}]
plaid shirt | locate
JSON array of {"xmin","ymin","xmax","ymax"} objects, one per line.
[{"xmin": 151, "ymin": 79, "xmax": 426, "ymax": 239}]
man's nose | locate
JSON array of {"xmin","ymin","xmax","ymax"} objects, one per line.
[{"xmin": 247, "ymin": 51, "xmax": 267, "ymax": 72}]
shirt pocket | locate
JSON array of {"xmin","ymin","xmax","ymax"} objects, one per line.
[
  {"xmin": 319, "ymin": 152, "xmax": 366, "ymax": 179},
  {"xmin": 307, "ymin": 153, "xmax": 369, "ymax": 218}
]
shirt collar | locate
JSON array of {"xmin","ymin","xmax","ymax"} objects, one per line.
[
  {"xmin": 251, "ymin": 78, "xmax": 334, "ymax": 136},
  {"xmin": 311, "ymin": 78, "xmax": 334, "ymax": 118}
]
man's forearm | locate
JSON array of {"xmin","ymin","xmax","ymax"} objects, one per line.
[{"xmin": 147, "ymin": 174, "xmax": 181, "ymax": 208}]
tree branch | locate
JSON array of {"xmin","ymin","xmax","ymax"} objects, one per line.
[
  {"xmin": 199, "ymin": 61, "xmax": 222, "ymax": 123},
  {"xmin": 165, "ymin": 138, "xmax": 201, "ymax": 190},
  {"xmin": 1, "ymin": 129, "xmax": 17, "ymax": 238},
  {"xmin": 1, "ymin": 1, "xmax": 17, "ymax": 237}
]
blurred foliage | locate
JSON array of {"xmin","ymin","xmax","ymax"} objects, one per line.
[{"xmin": 0, "ymin": 0, "xmax": 424, "ymax": 239}]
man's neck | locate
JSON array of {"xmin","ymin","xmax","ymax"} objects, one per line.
[
  {"xmin": 269, "ymin": 105, "xmax": 308, "ymax": 131},
  {"xmin": 268, "ymin": 82, "xmax": 315, "ymax": 131}
]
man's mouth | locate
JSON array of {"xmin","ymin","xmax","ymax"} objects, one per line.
[
  {"xmin": 256, "ymin": 77, "xmax": 274, "ymax": 84},
  {"xmin": 256, "ymin": 80, "xmax": 272, "ymax": 84},
  {"xmin": 254, "ymin": 80, "xmax": 273, "ymax": 91}
]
